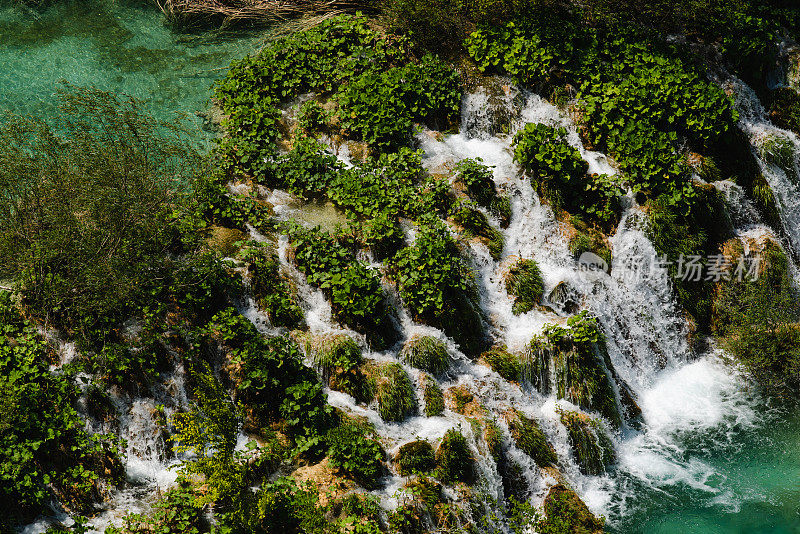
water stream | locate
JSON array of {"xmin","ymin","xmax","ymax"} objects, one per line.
[{"xmin": 5, "ymin": 4, "xmax": 800, "ymax": 530}]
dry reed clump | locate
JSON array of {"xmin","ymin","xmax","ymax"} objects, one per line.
[{"xmin": 156, "ymin": 0, "xmax": 366, "ymax": 28}]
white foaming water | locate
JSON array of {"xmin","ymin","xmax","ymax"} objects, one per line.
[
  {"xmin": 727, "ymin": 77, "xmax": 800, "ymax": 258},
  {"xmin": 63, "ymin": 82, "xmax": 778, "ymax": 532}
]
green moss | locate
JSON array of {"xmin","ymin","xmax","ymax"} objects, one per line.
[
  {"xmin": 451, "ymin": 200, "xmax": 505, "ymax": 260},
  {"xmin": 377, "ymin": 363, "xmax": 418, "ymax": 422},
  {"xmin": 568, "ymin": 224, "xmax": 611, "ymax": 269},
  {"xmin": 481, "ymin": 346, "xmax": 522, "ymax": 381},
  {"xmin": 559, "ymin": 410, "xmax": 616, "ymax": 476},
  {"xmin": 534, "ymin": 312, "xmax": 622, "ymax": 428},
  {"xmin": 506, "ymin": 409, "xmax": 557, "ymax": 468},
  {"xmin": 749, "ymin": 173, "xmax": 781, "ymax": 230},
  {"xmin": 302, "ymin": 333, "xmax": 362, "ymax": 384},
  {"xmin": 770, "ymin": 87, "xmax": 800, "ymax": 137},
  {"xmin": 507, "ymin": 259, "xmax": 544, "ymax": 315},
  {"xmin": 538, "ymin": 483, "xmax": 605, "ymax": 534},
  {"xmin": 395, "ymin": 440, "xmax": 436, "ymax": 476},
  {"xmin": 421, "ymin": 374, "xmax": 445, "ymax": 417},
  {"xmin": 435, "ymin": 429, "xmax": 475, "ymax": 485},
  {"xmin": 399, "ymin": 335, "xmax": 451, "ymax": 376},
  {"xmin": 645, "ymin": 186, "xmax": 733, "ymax": 332},
  {"xmin": 758, "ymin": 133, "xmax": 798, "ymax": 184}
]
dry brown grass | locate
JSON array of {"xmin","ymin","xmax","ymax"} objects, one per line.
[{"xmin": 155, "ymin": 0, "xmax": 367, "ymax": 28}]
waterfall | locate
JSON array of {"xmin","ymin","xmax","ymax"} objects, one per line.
[
  {"xmin": 726, "ymin": 77, "xmax": 800, "ymax": 258},
  {"xmin": 55, "ymin": 80, "xmax": 796, "ymax": 533}
]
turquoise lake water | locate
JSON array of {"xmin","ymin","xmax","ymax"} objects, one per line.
[{"xmin": 0, "ymin": 0, "xmax": 265, "ymax": 129}]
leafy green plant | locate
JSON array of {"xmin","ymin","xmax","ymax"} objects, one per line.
[
  {"xmin": 326, "ymin": 422, "xmax": 385, "ymax": 488},
  {"xmin": 450, "ymin": 200, "xmax": 505, "ymax": 260},
  {"xmin": 113, "ymin": 480, "xmax": 207, "ymax": 534},
  {"xmin": 392, "ymin": 220, "xmax": 486, "ymax": 355},
  {"xmin": 455, "ymin": 158, "xmax": 512, "ymax": 226},
  {"xmin": 292, "ymin": 227, "xmax": 398, "ymax": 348},
  {"xmin": 239, "ymin": 243, "xmax": 305, "ymax": 329},
  {"xmin": 297, "ymin": 100, "xmax": 330, "ymax": 132},
  {"xmin": 0, "ymin": 294, "xmax": 124, "ymax": 523}
]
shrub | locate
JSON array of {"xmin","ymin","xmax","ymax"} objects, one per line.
[
  {"xmin": 326, "ymin": 422, "xmax": 385, "ymax": 488},
  {"xmin": 377, "ymin": 363, "xmax": 418, "ymax": 422},
  {"xmin": 392, "ymin": 221, "xmax": 486, "ymax": 355},
  {"xmin": 239, "ymin": 243, "xmax": 304, "ymax": 330},
  {"xmin": 297, "ymin": 100, "xmax": 329, "ymax": 132},
  {"xmin": 559, "ymin": 410, "xmax": 616, "ymax": 476},
  {"xmin": 0, "ymin": 86, "xmax": 211, "ymax": 347},
  {"xmin": 399, "ymin": 335, "xmax": 451, "ymax": 376},
  {"xmin": 421, "ymin": 374, "xmax": 445, "ymax": 417},
  {"xmin": 435, "ymin": 429, "xmax": 475, "ymax": 485},
  {"xmin": 481, "ymin": 346, "xmax": 522, "ymax": 381},
  {"xmin": 114, "ymin": 480, "xmax": 207, "ymax": 534},
  {"xmin": 513, "ymin": 123, "xmax": 622, "ymax": 227},
  {"xmin": 0, "ymin": 295, "xmax": 123, "ymax": 523},
  {"xmin": 255, "ymin": 477, "xmax": 328, "ymax": 533},
  {"xmin": 337, "ymin": 55, "xmax": 461, "ymax": 151},
  {"xmin": 455, "ymin": 158, "xmax": 511, "ymax": 226},
  {"xmin": 506, "ymin": 259, "xmax": 544, "ymax": 315},
  {"xmin": 506, "ymin": 410, "xmax": 557, "ymax": 468},
  {"xmin": 728, "ymin": 324, "xmax": 800, "ymax": 392},
  {"xmin": 292, "ymin": 227, "xmax": 399, "ymax": 349},
  {"xmin": 395, "ymin": 440, "xmax": 436, "ymax": 476}
]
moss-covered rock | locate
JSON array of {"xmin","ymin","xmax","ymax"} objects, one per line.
[
  {"xmin": 399, "ymin": 335, "xmax": 451, "ymax": 376},
  {"xmin": 539, "ymin": 483, "xmax": 605, "ymax": 534},
  {"xmin": 529, "ymin": 312, "xmax": 623, "ymax": 428},
  {"xmin": 757, "ymin": 133, "xmax": 799, "ymax": 185},
  {"xmin": 769, "ymin": 87, "xmax": 800, "ymax": 137},
  {"xmin": 421, "ymin": 373, "xmax": 445, "ymax": 417},
  {"xmin": 445, "ymin": 385, "xmax": 484, "ymax": 417},
  {"xmin": 435, "ymin": 429, "xmax": 475, "ymax": 485},
  {"xmin": 241, "ymin": 243, "xmax": 305, "ymax": 330},
  {"xmin": 713, "ymin": 237, "xmax": 800, "ymax": 391},
  {"xmin": 506, "ymin": 258, "xmax": 544, "ymax": 315},
  {"xmin": 505, "ymin": 409, "xmax": 557, "ymax": 468},
  {"xmin": 568, "ymin": 225, "xmax": 611, "ymax": 271},
  {"xmin": 301, "ymin": 333, "xmax": 362, "ymax": 383},
  {"xmin": 547, "ymin": 281, "xmax": 581, "ymax": 315},
  {"xmin": 559, "ymin": 410, "xmax": 616, "ymax": 476},
  {"xmin": 376, "ymin": 363, "xmax": 417, "ymax": 422},
  {"xmin": 481, "ymin": 346, "xmax": 522, "ymax": 382},
  {"xmin": 395, "ymin": 440, "xmax": 436, "ymax": 476},
  {"xmin": 450, "ymin": 199, "xmax": 505, "ymax": 261},
  {"xmin": 454, "ymin": 157, "xmax": 512, "ymax": 228},
  {"xmin": 207, "ymin": 225, "xmax": 248, "ymax": 257},
  {"xmin": 483, "ymin": 419, "xmax": 529, "ymax": 502}
]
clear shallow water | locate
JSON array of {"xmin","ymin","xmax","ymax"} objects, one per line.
[
  {"xmin": 0, "ymin": 0, "xmax": 265, "ymax": 128},
  {"xmin": 607, "ymin": 362, "xmax": 800, "ymax": 534}
]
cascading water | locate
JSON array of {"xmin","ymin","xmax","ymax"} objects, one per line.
[
  {"xmin": 46, "ymin": 78, "xmax": 800, "ymax": 534},
  {"xmin": 253, "ymin": 82, "xmax": 790, "ymax": 532}
]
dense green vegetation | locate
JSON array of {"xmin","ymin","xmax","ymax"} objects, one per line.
[
  {"xmin": 3, "ymin": 0, "xmax": 800, "ymax": 530},
  {"xmin": 0, "ymin": 294, "xmax": 123, "ymax": 527}
]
